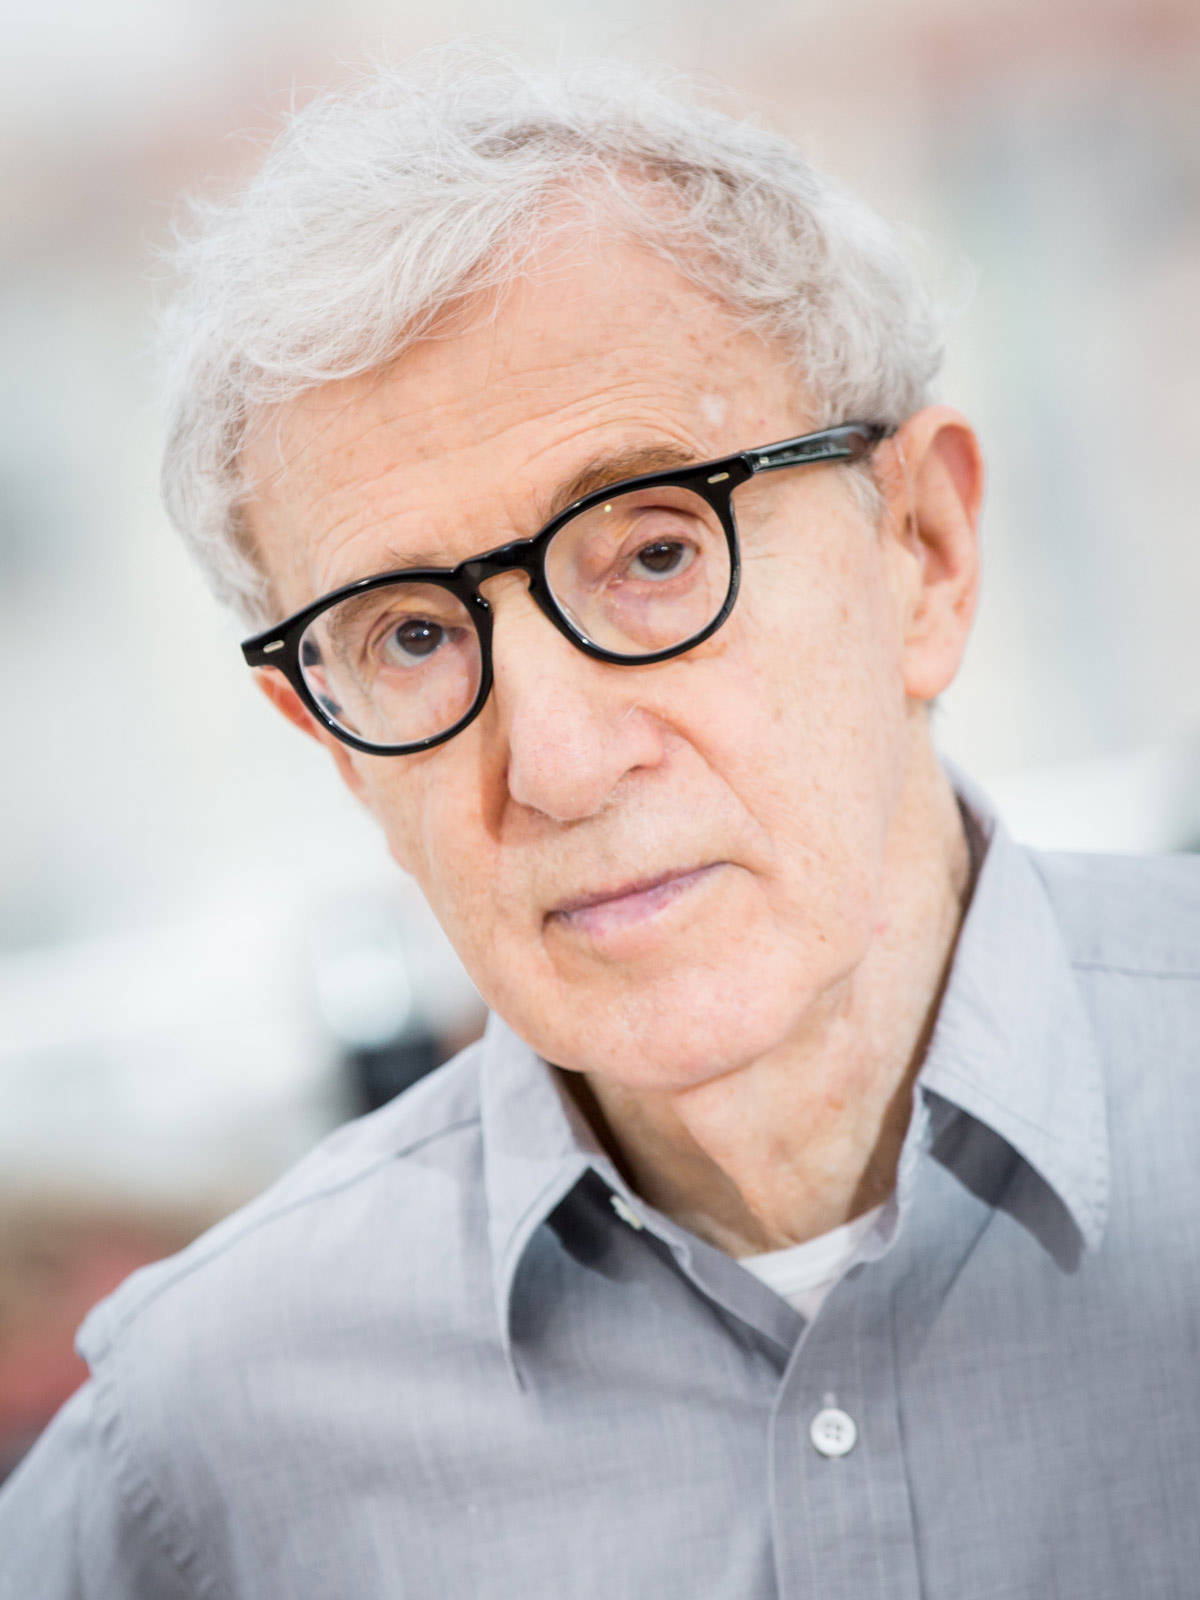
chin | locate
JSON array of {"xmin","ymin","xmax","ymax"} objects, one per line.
[{"xmin": 539, "ymin": 962, "xmax": 824, "ymax": 1092}]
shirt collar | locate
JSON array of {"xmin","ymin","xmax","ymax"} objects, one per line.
[
  {"xmin": 915, "ymin": 768, "xmax": 1109, "ymax": 1254},
  {"xmin": 480, "ymin": 771, "xmax": 1110, "ymax": 1366},
  {"xmin": 479, "ymin": 1011, "xmax": 608, "ymax": 1377}
]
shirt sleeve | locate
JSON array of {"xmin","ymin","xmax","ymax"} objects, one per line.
[{"xmin": 0, "ymin": 1382, "xmax": 199, "ymax": 1600}]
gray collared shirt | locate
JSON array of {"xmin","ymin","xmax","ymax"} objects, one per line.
[{"xmin": 3, "ymin": 793, "xmax": 1200, "ymax": 1598}]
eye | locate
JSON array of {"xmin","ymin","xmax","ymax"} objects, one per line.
[
  {"xmin": 631, "ymin": 539, "xmax": 694, "ymax": 580},
  {"xmin": 383, "ymin": 617, "xmax": 446, "ymax": 663}
]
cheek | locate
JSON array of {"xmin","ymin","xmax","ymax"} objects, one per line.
[
  {"xmin": 361, "ymin": 758, "xmax": 472, "ymax": 904},
  {"xmin": 693, "ymin": 542, "xmax": 908, "ymax": 919},
  {"xmin": 360, "ymin": 749, "xmax": 520, "ymax": 976},
  {"xmin": 728, "ymin": 535, "xmax": 905, "ymax": 773}
]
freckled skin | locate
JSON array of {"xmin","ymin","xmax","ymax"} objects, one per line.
[{"xmin": 246, "ymin": 233, "xmax": 984, "ymax": 1252}]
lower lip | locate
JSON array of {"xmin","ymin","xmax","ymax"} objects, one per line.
[{"xmin": 551, "ymin": 864, "xmax": 721, "ymax": 940}]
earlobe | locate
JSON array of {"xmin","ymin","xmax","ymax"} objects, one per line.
[
  {"xmin": 885, "ymin": 406, "xmax": 985, "ymax": 703},
  {"xmin": 253, "ymin": 669, "xmax": 368, "ymax": 800}
]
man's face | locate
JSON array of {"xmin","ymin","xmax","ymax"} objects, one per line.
[{"xmin": 247, "ymin": 235, "xmax": 945, "ymax": 1091}]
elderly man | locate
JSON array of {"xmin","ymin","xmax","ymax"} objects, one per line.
[{"xmin": 2, "ymin": 53, "xmax": 1198, "ymax": 1600}]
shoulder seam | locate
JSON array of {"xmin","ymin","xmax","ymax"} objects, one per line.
[
  {"xmin": 1072, "ymin": 960, "xmax": 1200, "ymax": 980},
  {"xmin": 101, "ymin": 1113, "xmax": 482, "ymax": 1347}
]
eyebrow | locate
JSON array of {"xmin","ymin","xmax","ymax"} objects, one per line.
[{"xmin": 542, "ymin": 442, "xmax": 705, "ymax": 522}]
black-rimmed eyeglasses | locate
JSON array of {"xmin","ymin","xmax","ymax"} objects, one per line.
[{"xmin": 241, "ymin": 421, "xmax": 889, "ymax": 756}]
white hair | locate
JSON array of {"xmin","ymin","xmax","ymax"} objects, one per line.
[{"xmin": 160, "ymin": 49, "xmax": 945, "ymax": 626}]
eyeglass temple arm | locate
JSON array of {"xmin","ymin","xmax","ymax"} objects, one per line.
[{"xmin": 746, "ymin": 422, "xmax": 890, "ymax": 475}]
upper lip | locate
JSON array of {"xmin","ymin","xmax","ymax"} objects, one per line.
[{"xmin": 549, "ymin": 864, "xmax": 713, "ymax": 918}]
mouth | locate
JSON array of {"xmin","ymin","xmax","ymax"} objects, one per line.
[{"xmin": 548, "ymin": 863, "xmax": 723, "ymax": 938}]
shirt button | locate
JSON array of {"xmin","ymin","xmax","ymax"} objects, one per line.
[
  {"xmin": 610, "ymin": 1193, "xmax": 645, "ymax": 1230},
  {"xmin": 810, "ymin": 1407, "xmax": 858, "ymax": 1458}
]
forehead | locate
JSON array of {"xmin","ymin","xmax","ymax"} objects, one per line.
[{"xmin": 243, "ymin": 234, "xmax": 802, "ymax": 611}]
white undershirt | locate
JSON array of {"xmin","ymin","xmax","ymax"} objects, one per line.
[{"xmin": 739, "ymin": 1203, "xmax": 885, "ymax": 1321}]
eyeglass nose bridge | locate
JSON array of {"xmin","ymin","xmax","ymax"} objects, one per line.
[
  {"xmin": 457, "ymin": 534, "xmax": 603, "ymax": 673},
  {"xmin": 456, "ymin": 535, "xmax": 579, "ymax": 653},
  {"xmin": 458, "ymin": 535, "xmax": 543, "ymax": 589}
]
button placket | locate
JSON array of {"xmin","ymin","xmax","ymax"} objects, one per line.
[{"xmin": 768, "ymin": 1284, "xmax": 923, "ymax": 1599}]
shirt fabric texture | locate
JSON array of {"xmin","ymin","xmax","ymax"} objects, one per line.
[{"xmin": 2, "ymin": 781, "xmax": 1200, "ymax": 1598}]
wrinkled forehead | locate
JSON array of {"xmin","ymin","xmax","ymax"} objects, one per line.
[{"xmin": 239, "ymin": 234, "xmax": 810, "ymax": 615}]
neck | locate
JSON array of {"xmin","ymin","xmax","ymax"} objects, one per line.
[{"xmin": 568, "ymin": 741, "xmax": 973, "ymax": 1257}]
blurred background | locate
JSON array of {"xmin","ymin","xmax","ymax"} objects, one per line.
[{"xmin": 1, "ymin": 0, "xmax": 1198, "ymax": 1476}]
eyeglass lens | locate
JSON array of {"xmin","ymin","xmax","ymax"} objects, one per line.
[{"xmin": 296, "ymin": 482, "xmax": 732, "ymax": 749}]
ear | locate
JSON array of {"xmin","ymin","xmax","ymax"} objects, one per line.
[
  {"xmin": 253, "ymin": 669, "xmax": 368, "ymax": 802},
  {"xmin": 877, "ymin": 406, "xmax": 984, "ymax": 703}
]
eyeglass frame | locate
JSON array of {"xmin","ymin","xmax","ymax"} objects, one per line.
[{"xmin": 241, "ymin": 419, "xmax": 891, "ymax": 756}]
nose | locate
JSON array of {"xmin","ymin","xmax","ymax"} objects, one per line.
[{"xmin": 483, "ymin": 578, "xmax": 667, "ymax": 822}]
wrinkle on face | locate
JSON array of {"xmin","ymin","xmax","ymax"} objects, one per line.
[
  {"xmin": 243, "ymin": 231, "xmax": 914, "ymax": 1095},
  {"xmin": 244, "ymin": 256, "xmax": 777, "ymax": 611},
  {"xmin": 248, "ymin": 391, "xmax": 723, "ymax": 605}
]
